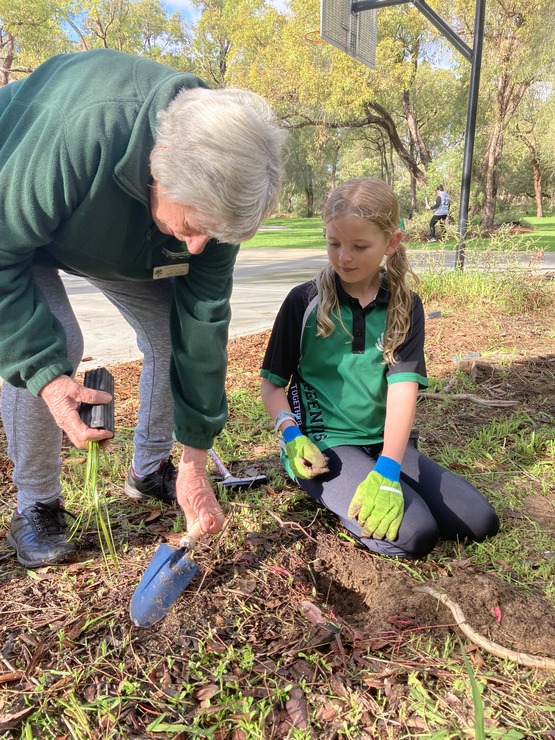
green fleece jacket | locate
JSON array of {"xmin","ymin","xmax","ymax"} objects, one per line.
[{"xmin": 0, "ymin": 49, "xmax": 239, "ymax": 449}]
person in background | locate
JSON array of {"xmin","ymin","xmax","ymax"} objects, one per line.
[
  {"xmin": 0, "ymin": 49, "xmax": 286, "ymax": 568},
  {"xmin": 260, "ymin": 178, "xmax": 498, "ymax": 559},
  {"xmin": 428, "ymin": 185, "xmax": 451, "ymax": 242}
]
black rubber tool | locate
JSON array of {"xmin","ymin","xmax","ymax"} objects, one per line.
[{"xmin": 78, "ymin": 367, "xmax": 115, "ymax": 433}]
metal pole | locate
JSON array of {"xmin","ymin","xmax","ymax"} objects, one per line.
[
  {"xmin": 455, "ymin": 0, "xmax": 486, "ymax": 269},
  {"xmin": 413, "ymin": 0, "xmax": 472, "ymax": 62},
  {"xmin": 353, "ymin": 0, "xmax": 472, "ymax": 61},
  {"xmin": 351, "ymin": 0, "xmax": 486, "ymax": 271}
]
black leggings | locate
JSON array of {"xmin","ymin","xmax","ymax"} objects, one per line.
[
  {"xmin": 297, "ymin": 445, "xmax": 499, "ymax": 558},
  {"xmin": 430, "ymin": 214, "xmax": 447, "ymax": 238}
]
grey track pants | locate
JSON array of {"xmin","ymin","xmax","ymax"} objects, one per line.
[
  {"xmin": 297, "ymin": 443, "xmax": 500, "ymax": 559},
  {"xmin": 1, "ymin": 266, "xmax": 175, "ymax": 510}
]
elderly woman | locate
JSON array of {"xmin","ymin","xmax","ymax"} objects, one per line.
[{"xmin": 0, "ymin": 49, "xmax": 286, "ymax": 568}]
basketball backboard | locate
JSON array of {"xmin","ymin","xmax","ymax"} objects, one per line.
[{"xmin": 320, "ymin": 0, "xmax": 377, "ymax": 69}]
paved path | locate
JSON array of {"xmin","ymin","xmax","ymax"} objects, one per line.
[
  {"xmin": 62, "ymin": 247, "xmax": 554, "ymax": 370},
  {"xmin": 64, "ymin": 249, "xmax": 330, "ymax": 370}
]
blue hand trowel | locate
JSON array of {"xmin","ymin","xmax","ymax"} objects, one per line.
[{"xmin": 130, "ymin": 521, "xmax": 203, "ymax": 627}]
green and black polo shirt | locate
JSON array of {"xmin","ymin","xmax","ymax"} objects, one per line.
[{"xmin": 261, "ymin": 274, "xmax": 429, "ymax": 451}]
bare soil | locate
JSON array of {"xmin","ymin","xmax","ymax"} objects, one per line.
[{"xmin": 1, "ymin": 299, "xmax": 554, "ymax": 736}]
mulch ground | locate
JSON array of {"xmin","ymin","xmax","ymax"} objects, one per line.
[{"xmin": 0, "ymin": 294, "xmax": 554, "ymax": 736}]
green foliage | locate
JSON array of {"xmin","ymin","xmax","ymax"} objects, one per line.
[
  {"xmin": 416, "ymin": 224, "xmax": 555, "ymax": 313},
  {"xmin": 460, "ymin": 642, "xmax": 486, "ymax": 740},
  {"xmin": 0, "ymin": 0, "xmax": 193, "ymax": 77},
  {"xmin": 3, "ymin": 0, "xmax": 555, "ymax": 219},
  {"xmin": 418, "ymin": 264, "xmax": 554, "ymax": 314}
]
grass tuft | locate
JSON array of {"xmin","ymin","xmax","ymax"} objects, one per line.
[{"xmin": 84, "ymin": 440, "xmax": 119, "ymax": 569}]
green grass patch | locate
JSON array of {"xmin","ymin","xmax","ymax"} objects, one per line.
[
  {"xmin": 520, "ymin": 215, "xmax": 555, "ymax": 252},
  {"xmin": 246, "ymin": 217, "xmax": 324, "ymax": 249},
  {"xmin": 417, "ymin": 245, "xmax": 554, "ymax": 313},
  {"xmin": 247, "ymin": 214, "xmax": 555, "ymax": 253}
]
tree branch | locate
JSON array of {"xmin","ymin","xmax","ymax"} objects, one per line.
[{"xmin": 416, "ymin": 586, "xmax": 555, "ymax": 670}]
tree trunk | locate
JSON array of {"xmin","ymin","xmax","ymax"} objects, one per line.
[
  {"xmin": 533, "ymin": 164, "xmax": 543, "ymax": 218},
  {"xmin": 520, "ymin": 136, "xmax": 544, "ymax": 218},
  {"xmin": 409, "ymin": 140, "xmax": 417, "ymax": 213},
  {"xmin": 377, "ymin": 139, "xmax": 387, "ymax": 182},
  {"xmin": 477, "ymin": 66, "xmax": 530, "ymax": 229},
  {"xmin": 0, "ymin": 30, "xmax": 15, "ymax": 86},
  {"xmin": 305, "ymin": 187, "xmax": 314, "ymax": 217},
  {"xmin": 480, "ymin": 122, "xmax": 503, "ymax": 230},
  {"xmin": 402, "ymin": 90, "xmax": 431, "ymax": 166},
  {"xmin": 305, "ymin": 169, "xmax": 314, "ymax": 217},
  {"xmin": 367, "ymin": 102, "xmax": 427, "ymax": 186},
  {"xmin": 389, "ymin": 140, "xmax": 395, "ymax": 186}
]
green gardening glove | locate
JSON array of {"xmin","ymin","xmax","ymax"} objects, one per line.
[
  {"xmin": 284, "ymin": 427, "xmax": 329, "ymax": 479},
  {"xmin": 347, "ymin": 456, "xmax": 404, "ymax": 541}
]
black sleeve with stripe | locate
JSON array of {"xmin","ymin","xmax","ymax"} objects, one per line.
[{"xmin": 260, "ymin": 281, "xmax": 315, "ymax": 386}]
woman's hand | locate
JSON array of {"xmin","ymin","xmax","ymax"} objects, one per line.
[
  {"xmin": 39, "ymin": 374, "xmax": 113, "ymax": 449},
  {"xmin": 177, "ymin": 447, "xmax": 225, "ymax": 534}
]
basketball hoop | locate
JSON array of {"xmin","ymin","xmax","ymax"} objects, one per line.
[
  {"xmin": 320, "ymin": 0, "xmax": 377, "ymax": 68},
  {"xmin": 304, "ymin": 29, "xmax": 325, "ymax": 43}
]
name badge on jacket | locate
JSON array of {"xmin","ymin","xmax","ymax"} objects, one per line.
[{"xmin": 152, "ymin": 264, "xmax": 190, "ymax": 280}]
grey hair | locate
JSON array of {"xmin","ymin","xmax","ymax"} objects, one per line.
[{"xmin": 150, "ymin": 86, "xmax": 287, "ymax": 244}]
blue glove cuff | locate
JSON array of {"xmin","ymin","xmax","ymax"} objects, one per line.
[
  {"xmin": 373, "ymin": 455, "xmax": 401, "ymax": 481},
  {"xmin": 282, "ymin": 426, "xmax": 302, "ymax": 443}
]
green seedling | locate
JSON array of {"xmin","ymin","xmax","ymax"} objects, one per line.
[
  {"xmin": 85, "ymin": 440, "xmax": 119, "ymax": 569},
  {"xmin": 460, "ymin": 641, "xmax": 486, "ymax": 740}
]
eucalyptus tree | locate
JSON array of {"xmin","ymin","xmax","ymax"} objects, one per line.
[
  {"xmin": 225, "ymin": 0, "xmax": 461, "ymax": 209},
  {"xmin": 0, "ymin": 0, "xmax": 192, "ymax": 85},
  {"xmin": 0, "ymin": 0, "xmax": 71, "ymax": 83},
  {"xmin": 57, "ymin": 0, "xmax": 192, "ymax": 63},
  {"xmin": 281, "ymin": 127, "xmax": 344, "ymax": 216},
  {"xmin": 507, "ymin": 84, "xmax": 555, "ymax": 216},
  {"xmin": 188, "ymin": 0, "xmax": 282, "ymax": 86},
  {"xmin": 446, "ymin": 0, "xmax": 555, "ymax": 228}
]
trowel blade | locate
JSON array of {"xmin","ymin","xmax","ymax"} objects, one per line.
[{"xmin": 130, "ymin": 543, "xmax": 200, "ymax": 627}]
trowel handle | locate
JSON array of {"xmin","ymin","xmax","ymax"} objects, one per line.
[
  {"xmin": 208, "ymin": 448, "xmax": 231, "ymax": 479},
  {"xmin": 178, "ymin": 520, "xmax": 204, "ymax": 551}
]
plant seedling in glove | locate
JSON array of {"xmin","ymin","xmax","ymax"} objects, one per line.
[
  {"xmin": 347, "ymin": 456, "xmax": 404, "ymax": 540},
  {"xmin": 283, "ymin": 427, "xmax": 329, "ymax": 479}
]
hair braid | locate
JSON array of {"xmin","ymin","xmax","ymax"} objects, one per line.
[{"xmin": 382, "ymin": 245, "xmax": 419, "ymax": 365}]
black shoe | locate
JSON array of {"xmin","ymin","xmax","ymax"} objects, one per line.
[
  {"xmin": 7, "ymin": 501, "xmax": 76, "ymax": 569},
  {"xmin": 124, "ymin": 459, "xmax": 177, "ymax": 505}
]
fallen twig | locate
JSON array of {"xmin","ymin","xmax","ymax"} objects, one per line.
[
  {"xmin": 418, "ymin": 392, "xmax": 519, "ymax": 407},
  {"xmin": 416, "ymin": 585, "xmax": 555, "ymax": 670},
  {"xmin": 228, "ymin": 501, "xmax": 318, "ymax": 542},
  {"xmin": 264, "ymin": 509, "xmax": 318, "ymax": 543}
]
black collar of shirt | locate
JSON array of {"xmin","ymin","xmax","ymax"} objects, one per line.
[{"xmin": 334, "ymin": 269, "xmax": 392, "ymax": 312}]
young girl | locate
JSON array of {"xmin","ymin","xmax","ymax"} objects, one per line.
[{"xmin": 260, "ymin": 178, "xmax": 499, "ymax": 558}]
